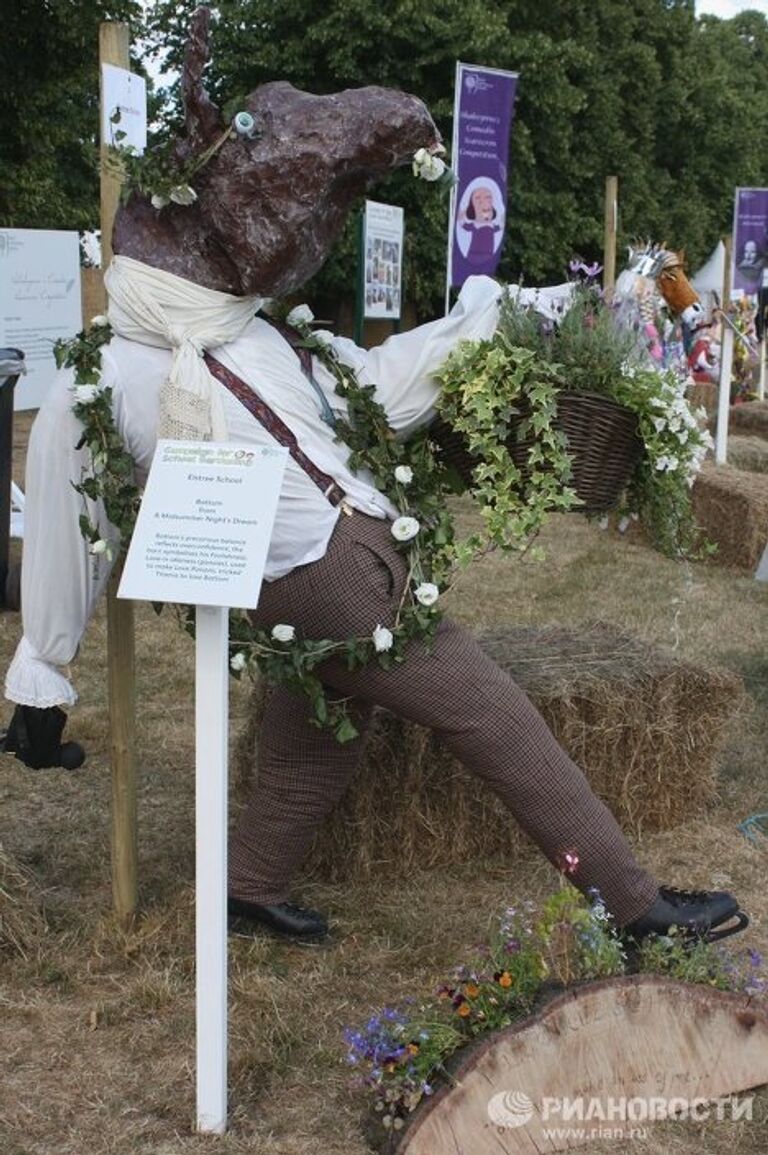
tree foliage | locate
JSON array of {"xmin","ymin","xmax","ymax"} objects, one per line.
[
  {"xmin": 0, "ymin": 1, "xmax": 143, "ymax": 232},
  {"xmin": 4, "ymin": 1, "xmax": 768, "ymax": 319}
]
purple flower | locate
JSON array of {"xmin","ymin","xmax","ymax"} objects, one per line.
[{"xmin": 568, "ymin": 258, "xmax": 603, "ymax": 282}]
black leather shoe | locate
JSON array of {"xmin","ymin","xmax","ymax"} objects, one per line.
[
  {"xmin": 227, "ymin": 897, "xmax": 331, "ymax": 944},
  {"xmin": 622, "ymin": 886, "xmax": 749, "ymax": 944},
  {"xmin": 0, "ymin": 705, "xmax": 85, "ymax": 770}
]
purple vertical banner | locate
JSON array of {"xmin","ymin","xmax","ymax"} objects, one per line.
[
  {"xmin": 448, "ymin": 63, "xmax": 518, "ymax": 291},
  {"xmin": 732, "ymin": 188, "xmax": 768, "ymax": 298}
]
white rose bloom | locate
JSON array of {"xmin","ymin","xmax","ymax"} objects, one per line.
[
  {"xmin": 286, "ymin": 304, "xmax": 315, "ymax": 326},
  {"xmin": 73, "ymin": 384, "xmax": 100, "ymax": 404},
  {"xmin": 372, "ymin": 624, "xmax": 394, "ymax": 652},
  {"xmin": 652, "ymin": 416, "xmax": 666, "ymax": 432},
  {"xmin": 230, "ymin": 651, "xmax": 247, "ymax": 672},
  {"xmin": 677, "ymin": 428, "xmax": 689, "ymax": 445},
  {"xmin": 169, "ymin": 184, "xmax": 198, "ymax": 205},
  {"xmin": 418, "ymin": 154, "xmax": 446, "ymax": 181},
  {"xmin": 655, "ymin": 455, "xmax": 670, "ymax": 472},
  {"xmin": 394, "ymin": 465, "xmax": 413, "ymax": 485},
  {"xmin": 151, "ymin": 194, "xmax": 169, "ymax": 210},
  {"xmin": 414, "ymin": 582, "xmax": 439, "ymax": 606},
  {"xmin": 271, "ymin": 623, "xmax": 296, "ymax": 643},
  {"xmin": 391, "ymin": 516, "xmax": 420, "ymax": 542},
  {"xmin": 90, "ymin": 539, "xmax": 108, "ymax": 555},
  {"xmin": 90, "ymin": 315, "xmax": 109, "ymax": 328}
]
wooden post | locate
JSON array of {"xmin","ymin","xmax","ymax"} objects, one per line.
[
  {"xmin": 715, "ymin": 234, "xmax": 734, "ymax": 466},
  {"xmin": 99, "ymin": 22, "xmax": 130, "ymax": 269},
  {"xmin": 354, "ymin": 208, "xmax": 365, "ymax": 347},
  {"xmin": 99, "ymin": 21, "xmax": 138, "ymax": 927},
  {"xmin": 602, "ymin": 175, "xmax": 618, "ymax": 298}
]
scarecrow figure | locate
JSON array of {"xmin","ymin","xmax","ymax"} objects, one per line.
[{"xmin": 2, "ymin": 8, "xmax": 747, "ymax": 948}]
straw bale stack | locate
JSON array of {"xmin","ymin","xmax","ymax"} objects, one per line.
[
  {"xmin": 728, "ymin": 435, "xmax": 768, "ymax": 475},
  {"xmin": 692, "ymin": 462, "xmax": 768, "ymax": 570},
  {"xmin": 727, "ymin": 400, "xmax": 768, "ymax": 439},
  {"xmin": 686, "ymin": 380, "xmax": 718, "ymax": 416},
  {"xmin": 234, "ymin": 624, "xmax": 744, "ymax": 882}
]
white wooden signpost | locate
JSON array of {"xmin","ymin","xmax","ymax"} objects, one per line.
[{"xmin": 119, "ymin": 439, "xmax": 288, "ymax": 1132}]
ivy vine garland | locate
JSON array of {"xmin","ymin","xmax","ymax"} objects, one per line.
[{"xmin": 55, "ymin": 302, "xmax": 573, "ymax": 742}]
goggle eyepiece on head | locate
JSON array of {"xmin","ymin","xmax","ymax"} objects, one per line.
[{"xmin": 233, "ymin": 111, "xmax": 258, "ymax": 139}]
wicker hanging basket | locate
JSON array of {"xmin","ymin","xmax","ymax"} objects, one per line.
[{"xmin": 430, "ymin": 391, "xmax": 644, "ymax": 515}]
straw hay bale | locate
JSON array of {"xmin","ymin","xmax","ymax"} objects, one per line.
[
  {"xmin": 727, "ymin": 400, "xmax": 768, "ymax": 439},
  {"xmin": 235, "ymin": 624, "xmax": 744, "ymax": 882},
  {"xmin": 692, "ymin": 462, "xmax": 768, "ymax": 570},
  {"xmin": 0, "ymin": 843, "xmax": 46, "ymax": 959},
  {"xmin": 687, "ymin": 380, "xmax": 718, "ymax": 416},
  {"xmin": 728, "ymin": 434, "xmax": 768, "ymax": 475}
]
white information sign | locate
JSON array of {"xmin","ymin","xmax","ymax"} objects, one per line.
[
  {"xmin": 101, "ymin": 63, "xmax": 147, "ymax": 154},
  {"xmin": 0, "ymin": 229, "xmax": 82, "ymax": 411},
  {"xmin": 118, "ymin": 440, "xmax": 288, "ymax": 607},
  {"xmin": 118, "ymin": 437, "xmax": 288, "ymax": 1135},
  {"xmin": 363, "ymin": 200, "xmax": 404, "ymax": 320}
]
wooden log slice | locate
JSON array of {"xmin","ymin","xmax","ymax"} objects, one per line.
[{"xmin": 392, "ymin": 976, "xmax": 768, "ymax": 1154}]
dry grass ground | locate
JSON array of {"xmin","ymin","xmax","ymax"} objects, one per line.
[{"xmin": 1, "ymin": 412, "xmax": 767, "ymax": 1155}]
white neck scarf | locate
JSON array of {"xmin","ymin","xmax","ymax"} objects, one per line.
[{"xmin": 104, "ymin": 255, "xmax": 263, "ymax": 442}]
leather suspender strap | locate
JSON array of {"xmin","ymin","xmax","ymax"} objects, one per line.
[{"xmin": 203, "ymin": 352, "xmax": 349, "ymax": 509}]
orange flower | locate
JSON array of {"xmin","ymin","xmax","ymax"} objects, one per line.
[
  {"xmin": 498, "ymin": 971, "xmax": 513, "ymax": 989},
  {"xmin": 406, "ymin": 1043, "xmax": 420, "ymax": 1056},
  {"xmin": 465, "ymin": 983, "xmax": 480, "ymax": 999},
  {"xmin": 385, "ymin": 1062, "xmax": 397, "ymax": 1073},
  {"xmin": 457, "ymin": 1002, "xmax": 471, "ymax": 1017}
]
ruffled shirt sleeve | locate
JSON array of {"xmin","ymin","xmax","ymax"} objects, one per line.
[
  {"xmin": 316, "ymin": 275, "xmax": 505, "ymax": 437},
  {"xmin": 5, "ymin": 358, "xmax": 122, "ymax": 707}
]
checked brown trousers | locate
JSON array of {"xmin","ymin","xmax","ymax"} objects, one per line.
[{"xmin": 228, "ymin": 511, "xmax": 659, "ymax": 926}]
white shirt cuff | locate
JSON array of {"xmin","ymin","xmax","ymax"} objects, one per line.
[{"xmin": 4, "ymin": 637, "xmax": 78, "ymax": 708}]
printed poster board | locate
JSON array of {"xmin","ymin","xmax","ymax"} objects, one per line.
[
  {"xmin": 731, "ymin": 187, "xmax": 768, "ymax": 301},
  {"xmin": 0, "ymin": 229, "xmax": 82, "ymax": 411},
  {"xmin": 363, "ymin": 200, "xmax": 404, "ymax": 320}
]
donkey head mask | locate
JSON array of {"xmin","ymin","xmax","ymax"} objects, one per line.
[{"xmin": 113, "ymin": 7, "xmax": 442, "ymax": 296}]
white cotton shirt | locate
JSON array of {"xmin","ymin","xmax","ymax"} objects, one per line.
[{"xmin": 12, "ymin": 273, "xmax": 566, "ymax": 707}]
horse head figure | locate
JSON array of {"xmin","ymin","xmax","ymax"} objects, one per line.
[
  {"xmin": 622, "ymin": 242, "xmax": 705, "ymax": 328},
  {"xmin": 113, "ymin": 6, "xmax": 442, "ymax": 296},
  {"xmin": 614, "ymin": 242, "xmax": 707, "ymax": 364}
]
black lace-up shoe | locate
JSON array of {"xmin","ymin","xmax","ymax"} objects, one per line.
[
  {"xmin": 1, "ymin": 705, "xmax": 85, "ymax": 770},
  {"xmin": 227, "ymin": 897, "xmax": 331, "ymax": 944},
  {"xmin": 622, "ymin": 886, "xmax": 749, "ymax": 944}
]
